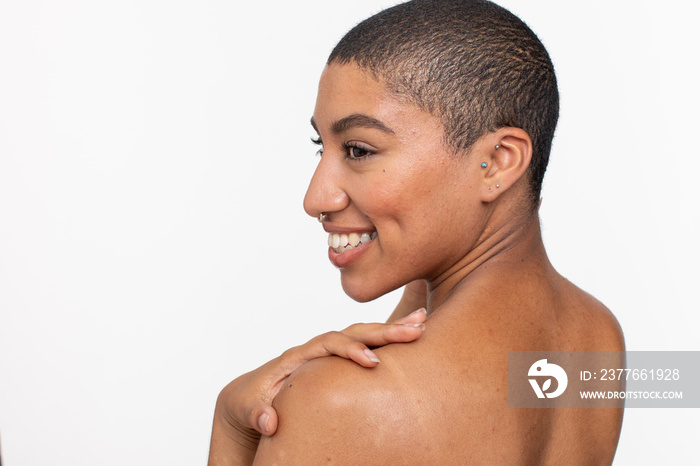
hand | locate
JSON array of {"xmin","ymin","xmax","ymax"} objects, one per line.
[{"xmin": 208, "ymin": 308, "xmax": 427, "ymax": 465}]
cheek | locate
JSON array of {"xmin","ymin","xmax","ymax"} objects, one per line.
[
  {"xmin": 379, "ymin": 162, "xmax": 441, "ymax": 204},
  {"xmin": 354, "ymin": 155, "xmax": 463, "ymax": 228},
  {"xmin": 352, "ymin": 174, "xmax": 409, "ymax": 217}
]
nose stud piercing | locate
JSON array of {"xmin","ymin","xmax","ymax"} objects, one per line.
[
  {"xmin": 318, "ymin": 213, "xmax": 328, "ymax": 223},
  {"xmin": 495, "ymin": 144, "xmax": 500, "ymax": 149}
]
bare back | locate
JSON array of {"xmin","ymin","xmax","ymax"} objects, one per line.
[{"xmin": 254, "ymin": 260, "xmax": 624, "ymax": 465}]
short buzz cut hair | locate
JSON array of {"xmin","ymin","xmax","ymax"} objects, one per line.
[{"xmin": 328, "ymin": 0, "xmax": 559, "ymax": 206}]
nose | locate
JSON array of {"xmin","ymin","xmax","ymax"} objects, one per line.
[{"xmin": 303, "ymin": 156, "xmax": 349, "ymax": 219}]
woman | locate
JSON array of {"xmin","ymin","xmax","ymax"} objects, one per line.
[{"xmin": 210, "ymin": 0, "xmax": 624, "ymax": 464}]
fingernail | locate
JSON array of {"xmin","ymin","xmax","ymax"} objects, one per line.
[
  {"xmin": 258, "ymin": 413, "xmax": 269, "ymax": 434},
  {"xmin": 402, "ymin": 323, "xmax": 426, "ymax": 330},
  {"xmin": 364, "ymin": 348, "xmax": 381, "ymax": 363},
  {"xmin": 411, "ymin": 307, "xmax": 427, "ymax": 315}
]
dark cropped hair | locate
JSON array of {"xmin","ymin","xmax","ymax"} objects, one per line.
[{"xmin": 328, "ymin": 0, "xmax": 559, "ymax": 206}]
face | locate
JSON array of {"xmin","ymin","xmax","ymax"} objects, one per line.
[{"xmin": 304, "ymin": 63, "xmax": 488, "ymax": 302}]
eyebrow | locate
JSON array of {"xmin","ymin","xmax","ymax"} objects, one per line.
[{"xmin": 310, "ymin": 114, "xmax": 395, "ymax": 135}]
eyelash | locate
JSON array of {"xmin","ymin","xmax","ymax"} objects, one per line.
[
  {"xmin": 311, "ymin": 137, "xmax": 373, "ymax": 162},
  {"xmin": 341, "ymin": 142, "xmax": 372, "ymax": 161},
  {"xmin": 311, "ymin": 137, "xmax": 323, "ymax": 156}
]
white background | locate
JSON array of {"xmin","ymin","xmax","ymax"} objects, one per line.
[{"xmin": 0, "ymin": 1, "xmax": 698, "ymax": 464}]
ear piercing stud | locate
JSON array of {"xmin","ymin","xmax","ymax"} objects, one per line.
[{"xmin": 483, "ymin": 145, "xmax": 501, "ymax": 166}]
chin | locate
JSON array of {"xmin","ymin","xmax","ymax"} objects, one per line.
[{"xmin": 340, "ymin": 274, "xmax": 399, "ymax": 303}]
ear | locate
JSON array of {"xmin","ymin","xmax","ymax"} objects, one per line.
[{"xmin": 477, "ymin": 127, "xmax": 533, "ymax": 203}]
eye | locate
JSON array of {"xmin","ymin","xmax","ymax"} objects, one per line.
[
  {"xmin": 311, "ymin": 136, "xmax": 323, "ymax": 156},
  {"xmin": 342, "ymin": 142, "xmax": 373, "ymax": 161}
]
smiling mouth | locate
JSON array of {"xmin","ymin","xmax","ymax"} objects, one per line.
[{"xmin": 327, "ymin": 231, "xmax": 377, "ymax": 253}]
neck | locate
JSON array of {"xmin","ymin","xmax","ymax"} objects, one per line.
[{"xmin": 427, "ymin": 211, "xmax": 549, "ymax": 312}]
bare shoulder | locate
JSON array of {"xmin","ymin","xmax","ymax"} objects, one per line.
[
  {"xmin": 556, "ymin": 277, "xmax": 625, "ymax": 351},
  {"xmin": 253, "ymin": 351, "xmax": 427, "ymax": 465},
  {"xmin": 253, "ymin": 308, "xmax": 551, "ymax": 465},
  {"xmin": 252, "ymin": 279, "xmax": 624, "ymax": 465}
]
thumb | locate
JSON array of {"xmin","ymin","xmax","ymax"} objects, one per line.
[{"xmin": 253, "ymin": 406, "xmax": 279, "ymax": 437}]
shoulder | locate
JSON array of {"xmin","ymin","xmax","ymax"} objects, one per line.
[
  {"xmin": 253, "ymin": 316, "xmax": 544, "ymax": 465},
  {"xmin": 253, "ymin": 352, "xmax": 426, "ymax": 465},
  {"xmin": 557, "ymin": 279, "xmax": 625, "ymax": 351}
]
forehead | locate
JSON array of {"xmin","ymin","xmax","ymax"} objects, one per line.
[{"xmin": 313, "ymin": 63, "xmax": 441, "ymax": 138}]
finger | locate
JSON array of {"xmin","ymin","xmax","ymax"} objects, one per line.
[
  {"xmin": 257, "ymin": 407, "xmax": 279, "ymax": 437},
  {"xmin": 327, "ymin": 339, "xmax": 382, "ymax": 368},
  {"xmin": 340, "ymin": 322, "xmax": 424, "ymax": 347},
  {"xmin": 393, "ymin": 307, "xmax": 427, "ymax": 325},
  {"xmin": 297, "ymin": 332, "xmax": 383, "ymax": 367},
  {"xmin": 328, "ymin": 325, "xmax": 426, "ymax": 366},
  {"xmin": 282, "ymin": 330, "xmax": 403, "ymax": 369},
  {"xmin": 245, "ymin": 403, "xmax": 279, "ymax": 437},
  {"xmin": 273, "ymin": 323, "xmax": 426, "ymax": 385}
]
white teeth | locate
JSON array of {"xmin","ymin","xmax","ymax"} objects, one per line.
[{"xmin": 326, "ymin": 231, "xmax": 377, "ymax": 253}]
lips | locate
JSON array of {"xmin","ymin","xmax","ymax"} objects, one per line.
[
  {"xmin": 322, "ymin": 223, "xmax": 379, "ymax": 269},
  {"xmin": 327, "ymin": 231, "xmax": 377, "ymax": 268}
]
